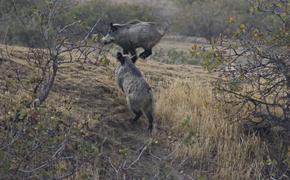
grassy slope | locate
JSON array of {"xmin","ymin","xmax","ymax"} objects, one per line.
[{"xmin": 0, "ymin": 39, "xmax": 267, "ymax": 179}]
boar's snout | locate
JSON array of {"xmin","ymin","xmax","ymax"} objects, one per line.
[{"xmin": 101, "ymin": 34, "xmax": 114, "ymax": 45}]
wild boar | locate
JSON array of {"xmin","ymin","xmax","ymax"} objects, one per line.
[
  {"xmin": 115, "ymin": 52, "xmax": 155, "ymax": 131},
  {"xmin": 102, "ymin": 20, "xmax": 167, "ymax": 63}
]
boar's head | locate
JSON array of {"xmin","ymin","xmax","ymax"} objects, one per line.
[{"xmin": 101, "ymin": 23, "xmax": 123, "ymax": 45}]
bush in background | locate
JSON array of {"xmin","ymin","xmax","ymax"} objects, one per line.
[
  {"xmin": 172, "ymin": 0, "xmax": 282, "ymax": 41},
  {"xmin": 151, "ymin": 47, "xmax": 200, "ymax": 65},
  {"xmin": 0, "ymin": 0, "xmax": 157, "ymax": 47}
]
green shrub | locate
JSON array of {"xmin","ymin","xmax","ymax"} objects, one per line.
[
  {"xmin": 67, "ymin": 0, "xmax": 156, "ymax": 35},
  {"xmin": 152, "ymin": 47, "xmax": 200, "ymax": 65},
  {"xmin": 0, "ymin": 0, "xmax": 157, "ymax": 47},
  {"xmin": 0, "ymin": 90, "xmax": 99, "ymax": 179},
  {"xmin": 172, "ymin": 0, "xmax": 280, "ymax": 40}
]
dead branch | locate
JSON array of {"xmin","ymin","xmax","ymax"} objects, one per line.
[
  {"xmin": 81, "ymin": 16, "xmax": 103, "ymax": 43},
  {"xmin": 123, "ymin": 143, "xmax": 148, "ymax": 170}
]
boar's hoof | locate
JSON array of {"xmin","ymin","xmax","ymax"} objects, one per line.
[
  {"xmin": 131, "ymin": 56, "xmax": 138, "ymax": 63},
  {"xmin": 130, "ymin": 111, "xmax": 142, "ymax": 124},
  {"xmin": 148, "ymin": 124, "xmax": 153, "ymax": 132},
  {"xmin": 139, "ymin": 54, "xmax": 146, "ymax": 59},
  {"xmin": 130, "ymin": 118, "xmax": 137, "ymax": 124},
  {"xmin": 139, "ymin": 50, "xmax": 152, "ymax": 59},
  {"xmin": 139, "ymin": 52, "xmax": 147, "ymax": 59}
]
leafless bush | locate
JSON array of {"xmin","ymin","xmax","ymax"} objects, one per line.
[
  {"xmin": 217, "ymin": 0, "xmax": 289, "ymax": 127},
  {"xmin": 0, "ymin": 0, "xmax": 104, "ymax": 178},
  {"xmin": 191, "ymin": 0, "xmax": 289, "ymax": 178}
]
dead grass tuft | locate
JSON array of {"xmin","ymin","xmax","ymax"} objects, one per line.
[{"xmin": 156, "ymin": 79, "xmax": 267, "ymax": 179}]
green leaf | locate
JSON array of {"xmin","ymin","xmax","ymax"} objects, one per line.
[
  {"xmin": 19, "ymin": 108, "xmax": 28, "ymax": 119},
  {"xmin": 182, "ymin": 128, "xmax": 195, "ymax": 146},
  {"xmin": 198, "ymin": 176, "xmax": 206, "ymax": 180}
]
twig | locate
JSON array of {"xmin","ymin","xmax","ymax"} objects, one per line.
[
  {"xmin": 81, "ymin": 16, "xmax": 103, "ymax": 43},
  {"xmin": 164, "ymin": 142, "xmax": 182, "ymax": 160},
  {"xmin": 19, "ymin": 162, "xmax": 48, "ymax": 173},
  {"xmin": 123, "ymin": 143, "xmax": 148, "ymax": 170},
  {"xmin": 149, "ymin": 152, "xmax": 162, "ymax": 161},
  {"xmin": 12, "ymin": 0, "xmax": 26, "ymax": 26},
  {"xmin": 58, "ymin": 21, "xmax": 80, "ymax": 34},
  {"xmin": 52, "ymin": 140, "xmax": 66, "ymax": 158},
  {"xmin": 108, "ymin": 157, "xmax": 120, "ymax": 174}
]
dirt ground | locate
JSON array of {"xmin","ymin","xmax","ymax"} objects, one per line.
[{"xmin": 0, "ymin": 38, "xmax": 212, "ymax": 179}]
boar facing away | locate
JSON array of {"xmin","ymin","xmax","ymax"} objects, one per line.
[
  {"xmin": 115, "ymin": 52, "xmax": 155, "ymax": 131},
  {"xmin": 102, "ymin": 20, "xmax": 167, "ymax": 63}
]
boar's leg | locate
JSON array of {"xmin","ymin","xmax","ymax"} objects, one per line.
[
  {"xmin": 139, "ymin": 49, "xmax": 152, "ymax": 59},
  {"xmin": 144, "ymin": 111, "xmax": 154, "ymax": 131},
  {"xmin": 123, "ymin": 49, "xmax": 137, "ymax": 63},
  {"xmin": 123, "ymin": 49, "xmax": 129, "ymax": 55},
  {"xmin": 130, "ymin": 49, "xmax": 137, "ymax": 63},
  {"xmin": 130, "ymin": 110, "xmax": 143, "ymax": 123}
]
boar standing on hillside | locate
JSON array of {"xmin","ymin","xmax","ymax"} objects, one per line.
[
  {"xmin": 102, "ymin": 20, "xmax": 167, "ymax": 63},
  {"xmin": 115, "ymin": 52, "xmax": 154, "ymax": 131}
]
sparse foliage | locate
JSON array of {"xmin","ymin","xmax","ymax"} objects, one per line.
[
  {"xmin": 1, "ymin": 0, "xmax": 289, "ymax": 179},
  {"xmin": 192, "ymin": 0, "xmax": 289, "ymax": 178},
  {"xmin": 152, "ymin": 47, "xmax": 200, "ymax": 65},
  {"xmin": 174, "ymin": 0, "xmax": 250, "ymax": 40},
  {"xmin": 0, "ymin": 0, "xmax": 103, "ymax": 178}
]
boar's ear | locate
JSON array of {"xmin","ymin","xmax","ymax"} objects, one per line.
[
  {"xmin": 117, "ymin": 52, "xmax": 125, "ymax": 65},
  {"xmin": 110, "ymin": 22, "xmax": 118, "ymax": 32}
]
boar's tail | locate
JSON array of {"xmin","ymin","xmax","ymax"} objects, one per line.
[
  {"xmin": 113, "ymin": 19, "xmax": 142, "ymax": 27},
  {"xmin": 126, "ymin": 19, "xmax": 142, "ymax": 25}
]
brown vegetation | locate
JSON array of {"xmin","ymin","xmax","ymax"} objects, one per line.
[
  {"xmin": 157, "ymin": 79, "xmax": 267, "ymax": 179},
  {"xmin": 1, "ymin": 40, "xmax": 288, "ymax": 179},
  {"xmin": 0, "ymin": 0, "xmax": 289, "ymax": 179}
]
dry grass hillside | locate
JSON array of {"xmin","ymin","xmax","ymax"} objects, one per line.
[
  {"xmin": 109, "ymin": 0, "xmax": 177, "ymax": 11},
  {"xmin": 0, "ymin": 39, "xmax": 276, "ymax": 179},
  {"xmin": 1, "ymin": 0, "xmax": 289, "ymax": 178}
]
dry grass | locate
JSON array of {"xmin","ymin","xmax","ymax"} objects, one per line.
[
  {"xmin": 156, "ymin": 79, "xmax": 267, "ymax": 179},
  {"xmin": 2, "ymin": 44, "xmax": 286, "ymax": 179}
]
